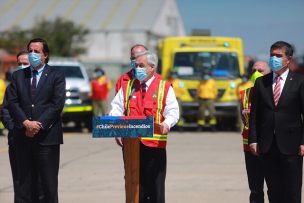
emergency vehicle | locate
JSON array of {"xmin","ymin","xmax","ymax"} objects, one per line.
[
  {"xmin": 157, "ymin": 36, "xmax": 245, "ymax": 129},
  {"xmin": 48, "ymin": 58, "xmax": 92, "ymax": 131}
]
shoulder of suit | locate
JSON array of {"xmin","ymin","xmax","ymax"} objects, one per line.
[{"xmin": 290, "ymin": 71, "xmax": 304, "ymax": 81}]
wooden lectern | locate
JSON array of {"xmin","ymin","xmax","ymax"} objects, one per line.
[{"xmin": 123, "ymin": 138, "xmax": 140, "ymax": 203}]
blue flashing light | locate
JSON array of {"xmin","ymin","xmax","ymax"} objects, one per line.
[{"xmin": 223, "ymin": 42, "xmax": 230, "ymax": 47}]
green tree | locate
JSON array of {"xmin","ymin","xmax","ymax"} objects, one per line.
[
  {"xmin": 0, "ymin": 17, "xmax": 89, "ymax": 56},
  {"xmin": 0, "ymin": 27, "xmax": 31, "ymax": 53},
  {"xmin": 32, "ymin": 18, "xmax": 89, "ymax": 56}
]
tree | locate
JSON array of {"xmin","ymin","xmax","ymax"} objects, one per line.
[
  {"xmin": 0, "ymin": 17, "xmax": 89, "ymax": 56},
  {"xmin": 0, "ymin": 27, "xmax": 31, "ymax": 53},
  {"xmin": 31, "ymin": 18, "xmax": 89, "ymax": 56}
]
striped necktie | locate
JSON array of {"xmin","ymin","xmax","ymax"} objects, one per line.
[
  {"xmin": 141, "ymin": 83, "xmax": 146, "ymax": 99},
  {"xmin": 273, "ymin": 75, "xmax": 281, "ymax": 106},
  {"xmin": 31, "ymin": 70, "xmax": 38, "ymax": 98}
]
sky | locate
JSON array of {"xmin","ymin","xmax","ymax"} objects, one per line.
[{"xmin": 176, "ymin": 0, "xmax": 304, "ymax": 60}]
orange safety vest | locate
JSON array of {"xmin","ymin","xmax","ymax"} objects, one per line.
[
  {"xmin": 91, "ymin": 76, "xmax": 111, "ymax": 100},
  {"xmin": 122, "ymin": 77, "xmax": 170, "ymax": 149},
  {"xmin": 239, "ymin": 87, "xmax": 253, "ymax": 152}
]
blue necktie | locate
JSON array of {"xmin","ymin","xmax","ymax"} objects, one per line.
[{"xmin": 31, "ymin": 70, "xmax": 38, "ymax": 98}]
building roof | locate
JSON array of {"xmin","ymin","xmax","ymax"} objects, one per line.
[{"xmin": 0, "ymin": 0, "xmax": 167, "ymax": 32}]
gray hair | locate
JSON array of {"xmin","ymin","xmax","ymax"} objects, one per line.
[{"xmin": 146, "ymin": 51, "xmax": 158, "ymax": 68}]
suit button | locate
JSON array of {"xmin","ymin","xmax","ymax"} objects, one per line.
[{"xmin": 32, "ymin": 104, "xmax": 34, "ymax": 107}]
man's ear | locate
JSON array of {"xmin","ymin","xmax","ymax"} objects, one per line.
[{"xmin": 150, "ymin": 64, "xmax": 156, "ymax": 70}]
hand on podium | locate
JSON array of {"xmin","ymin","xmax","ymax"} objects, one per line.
[{"xmin": 115, "ymin": 137, "xmax": 123, "ymax": 147}]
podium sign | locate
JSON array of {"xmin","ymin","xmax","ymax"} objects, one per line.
[{"xmin": 92, "ymin": 116, "xmax": 154, "ymax": 138}]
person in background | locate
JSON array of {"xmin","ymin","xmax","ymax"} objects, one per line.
[
  {"xmin": 7, "ymin": 38, "xmax": 66, "ymax": 203},
  {"xmin": 115, "ymin": 44, "xmax": 148, "ymax": 93},
  {"xmin": 91, "ymin": 67, "xmax": 112, "ymax": 116},
  {"xmin": 16, "ymin": 51, "xmax": 30, "ymax": 70},
  {"xmin": 239, "ymin": 61, "xmax": 270, "ymax": 203},
  {"xmin": 238, "ymin": 74, "xmax": 254, "ymax": 92},
  {"xmin": 0, "ymin": 50, "xmax": 32, "ymax": 201},
  {"xmin": 168, "ymin": 70, "xmax": 184, "ymax": 128},
  {"xmin": 249, "ymin": 41, "xmax": 304, "ymax": 203},
  {"xmin": 0, "ymin": 71, "xmax": 6, "ymax": 135},
  {"xmin": 196, "ymin": 70, "xmax": 218, "ymax": 130},
  {"xmin": 109, "ymin": 51, "xmax": 179, "ymax": 203}
]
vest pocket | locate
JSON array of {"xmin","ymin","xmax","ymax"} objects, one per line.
[{"xmin": 143, "ymin": 101, "xmax": 157, "ymax": 115}]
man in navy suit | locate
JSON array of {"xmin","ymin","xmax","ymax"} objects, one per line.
[
  {"xmin": 7, "ymin": 38, "xmax": 66, "ymax": 203},
  {"xmin": 249, "ymin": 41, "xmax": 304, "ymax": 203}
]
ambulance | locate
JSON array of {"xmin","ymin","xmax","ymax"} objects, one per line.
[{"xmin": 157, "ymin": 36, "xmax": 244, "ymax": 129}]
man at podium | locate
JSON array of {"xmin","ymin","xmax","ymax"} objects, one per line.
[{"xmin": 109, "ymin": 51, "xmax": 179, "ymax": 203}]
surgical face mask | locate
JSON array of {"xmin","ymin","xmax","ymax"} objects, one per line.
[
  {"xmin": 203, "ymin": 75, "xmax": 210, "ymax": 80},
  {"xmin": 251, "ymin": 70, "xmax": 263, "ymax": 84},
  {"xmin": 130, "ymin": 59, "xmax": 136, "ymax": 69},
  {"xmin": 18, "ymin": 64, "xmax": 30, "ymax": 69},
  {"xmin": 134, "ymin": 67, "xmax": 147, "ymax": 82},
  {"xmin": 242, "ymin": 76, "xmax": 247, "ymax": 83},
  {"xmin": 269, "ymin": 56, "xmax": 283, "ymax": 72},
  {"xmin": 28, "ymin": 52, "xmax": 41, "ymax": 68}
]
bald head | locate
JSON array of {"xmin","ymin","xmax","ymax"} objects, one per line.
[
  {"xmin": 252, "ymin": 61, "xmax": 270, "ymax": 75},
  {"xmin": 130, "ymin": 44, "xmax": 148, "ymax": 60}
]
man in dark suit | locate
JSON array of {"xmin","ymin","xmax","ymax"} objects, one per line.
[
  {"xmin": 7, "ymin": 38, "xmax": 66, "ymax": 203},
  {"xmin": 249, "ymin": 41, "xmax": 304, "ymax": 203}
]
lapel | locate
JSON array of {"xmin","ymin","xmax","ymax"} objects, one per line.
[
  {"xmin": 277, "ymin": 70, "xmax": 293, "ymax": 106},
  {"xmin": 263, "ymin": 73, "xmax": 275, "ymax": 106},
  {"xmin": 34, "ymin": 65, "xmax": 51, "ymax": 102},
  {"xmin": 24, "ymin": 67, "xmax": 32, "ymax": 101}
]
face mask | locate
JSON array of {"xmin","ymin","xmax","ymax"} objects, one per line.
[
  {"xmin": 269, "ymin": 56, "xmax": 283, "ymax": 72},
  {"xmin": 28, "ymin": 52, "xmax": 41, "ymax": 68},
  {"xmin": 242, "ymin": 76, "xmax": 247, "ymax": 83},
  {"xmin": 130, "ymin": 59, "xmax": 136, "ymax": 69},
  {"xmin": 251, "ymin": 71, "xmax": 263, "ymax": 84},
  {"xmin": 18, "ymin": 64, "xmax": 30, "ymax": 69},
  {"xmin": 203, "ymin": 75, "xmax": 210, "ymax": 80},
  {"xmin": 134, "ymin": 67, "xmax": 147, "ymax": 82}
]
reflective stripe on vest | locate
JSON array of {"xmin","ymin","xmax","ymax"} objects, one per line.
[
  {"xmin": 124, "ymin": 79, "xmax": 168, "ymax": 142},
  {"xmin": 124, "ymin": 79, "xmax": 135, "ymax": 116},
  {"xmin": 241, "ymin": 88, "xmax": 251, "ymax": 128},
  {"xmin": 142, "ymin": 80, "xmax": 167, "ymax": 142}
]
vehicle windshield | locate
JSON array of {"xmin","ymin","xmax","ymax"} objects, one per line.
[
  {"xmin": 172, "ymin": 52, "xmax": 240, "ymax": 80},
  {"xmin": 53, "ymin": 65, "xmax": 84, "ymax": 79}
]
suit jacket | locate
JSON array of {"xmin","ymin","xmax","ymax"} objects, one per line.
[
  {"xmin": 1, "ymin": 85, "xmax": 14, "ymax": 131},
  {"xmin": 249, "ymin": 70, "xmax": 304, "ymax": 155},
  {"xmin": 7, "ymin": 64, "xmax": 66, "ymax": 145}
]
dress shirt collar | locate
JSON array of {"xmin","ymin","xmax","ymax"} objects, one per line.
[
  {"xmin": 273, "ymin": 68, "xmax": 289, "ymax": 82},
  {"xmin": 144, "ymin": 75, "xmax": 155, "ymax": 89},
  {"xmin": 31, "ymin": 64, "xmax": 45, "ymax": 75}
]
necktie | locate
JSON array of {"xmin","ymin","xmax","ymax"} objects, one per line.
[
  {"xmin": 31, "ymin": 70, "xmax": 38, "ymax": 98},
  {"xmin": 141, "ymin": 83, "xmax": 146, "ymax": 99},
  {"xmin": 273, "ymin": 75, "xmax": 281, "ymax": 106}
]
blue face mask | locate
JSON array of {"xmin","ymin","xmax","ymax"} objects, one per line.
[
  {"xmin": 134, "ymin": 67, "xmax": 147, "ymax": 82},
  {"xmin": 203, "ymin": 75, "xmax": 210, "ymax": 80},
  {"xmin": 28, "ymin": 52, "xmax": 41, "ymax": 68},
  {"xmin": 269, "ymin": 56, "xmax": 283, "ymax": 71},
  {"xmin": 130, "ymin": 59, "xmax": 136, "ymax": 69},
  {"xmin": 18, "ymin": 64, "xmax": 30, "ymax": 69}
]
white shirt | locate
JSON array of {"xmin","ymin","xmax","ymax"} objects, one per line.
[
  {"xmin": 272, "ymin": 68, "xmax": 289, "ymax": 95},
  {"xmin": 109, "ymin": 75, "xmax": 180, "ymax": 129},
  {"xmin": 30, "ymin": 64, "xmax": 45, "ymax": 86}
]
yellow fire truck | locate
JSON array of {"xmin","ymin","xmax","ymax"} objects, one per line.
[{"xmin": 157, "ymin": 36, "xmax": 244, "ymax": 129}]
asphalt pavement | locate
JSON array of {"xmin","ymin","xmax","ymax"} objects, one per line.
[{"xmin": 0, "ymin": 130, "xmax": 303, "ymax": 203}]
